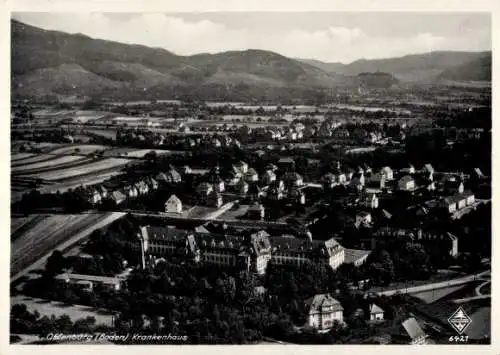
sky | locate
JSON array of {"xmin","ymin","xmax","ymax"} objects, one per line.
[{"xmin": 12, "ymin": 12, "xmax": 491, "ymax": 63}]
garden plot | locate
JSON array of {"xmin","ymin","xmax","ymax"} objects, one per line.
[
  {"xmin": 25, "ymin": 158, "xmax": 132, "ymax": 181},
  {"xmin": 12, "ymin": 155, "xmax": 86, "ymax": 174}
]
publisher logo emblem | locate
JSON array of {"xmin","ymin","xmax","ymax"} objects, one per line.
[{"xmin": 448, "ymin": 307, "xmax": 472, "ymax": 334}]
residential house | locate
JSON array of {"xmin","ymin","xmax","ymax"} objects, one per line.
[
  {"xmin": 237, "ymin": 179, "xmax": 249, "ymax": 195},
  {"xmin": 124, "ymin": 185, "xmax": 139, "ymax": 199},
  {"xmin": 380, "ymin": 166, "xmax": 394, "ymax": 181},
  {"xmin": 210, "ymin": 175, "xmax": 225, "ymax": 193},
  {"xmin": 165, "ymin": 195, "xmax": 183, "ymax": 214},
  {"xmin": 401, "ymin": 164, "xmax": 416, "ymax": 175},
  {"xmin": 290, "ymin": 189, "xmax": 306, "ymax": 205},
  {"xmin": 369, "ymin": 304, "xmax": 384, "ymax": 321},
  {"xmin": 415, "ymin": 175, "xmax": 436, "ymax": 191},
  {"xmin": 398, "ymin": 175, "xmax": 416, "ymax": 191},
  {"xmin": 349, "ymin": 172, "xmax": 365, "ymax": 191},
  {"xmin": 305, "ymin": 294, "xmax": 344, "ymax": 330},
  {"xmin": 247, "ymin": 203, "xmax": 265, "ymax": 220},
  {"xmin": 277, "ymin": 157, "xmax": 296, "ymax": 171},
  {"xmin": 344, "ymin": 248, "xmax": 371, "ymax": 267},
  {"xmin": 197, "ymin": 182, "xmax": 213, "ymax": 203},
  {"xmin": 156, "ymin": 172, "xmax": 169, "ymax": 183},
  {"xmin": 212, "ymin": 138, "xmax": 222, "ymax": 147},
  {"xmin": 87, "ymin": 189, "xmax": 102, "ymax": 205},
  {"xmin": 284, "ymin": 172, "xmax": 304, "ymax": 188},
  {"xmin": 135, "ymin": 180, "xmax": 149, "ymax": 195},
  {"xmin": 245, "ymin": 168, "xmax": 259, "ymax": 182},
  {"xmin": 111, "ymin": 190, "xmax": 126, "ymax": 205},
  {"xmin": 207, "ymin": 190, "xmax": 223, "ymax": 208},
  {"xmin": 423, "ymin": 163, "xmax": 435, "ymax": 176},
  {"xmin": 360, "ymin": 193, "xmax": 379, "ymax": 209},
  {"xmin": 262, "ymin": 170, "xmax": 277, "ymax": 185},
  {"xmin": 355, "ymin": 212, "xmax": 372, "ymax": 228},
  {"xmin": 234, "ymin": 161, "xmax": 249, "ymax": 174},
  {"xmin": 166, "ymin": 167, "xmax": 182, "ymax": 183},
  {"xmin": 443, "ymin": 178, "xmax": 464, "ymax": 194},
  {"xmin": 345, "ymin": 168, "xmax": 355, "ymax": 182},
  {"xmin": 268, "ymin": 186, "xmax": 285, "ymax": 201},
  {"xmin": 98, "ymin": 186, "xmax": 108, "ymax": 198},
  {"xmin": 266, "ymin": 163, "xmax": 278, "ymax": 172},
  {"xmin": 147, "ymin": 177, "xmax": 159, "ymax": 191},
  {"xmin": 441, "ymin": 191, "xmax": 475, "ymax": 213},
  {"xmin": 365, "ymin": 173, "xmax": 385, "ymax": 192}
]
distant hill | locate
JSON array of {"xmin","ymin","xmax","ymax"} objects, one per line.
[
  {"xmin": 12, "ymin": 19, "xmax": 490, "ymax": 101},
  {"xmin": 357, "ymin": 72, "xmax": 399, "ymax": 89},
  {"xmin": 11, "ymin": 20, "xmax": 358, "ymax": 101},
  {"xmin": 299, "ymin": 51, "xmax": 492, "ymax": 83},
  {"xmin": 439, "ymin": 55, "xmax": 492, "ymax": 82}
]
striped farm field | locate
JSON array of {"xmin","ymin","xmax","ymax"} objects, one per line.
[
  {"xmin": 11, "ymin": 153, "xmax": 35, "ymax": 161},
  {"xmin": 24, "ymin": 158, "xmax": 132, "ymax": 181},
  {"xmin": 12, "ymin": 155, "xmax": 87, "ymax": 174},
  {"xmin": 48, "ymin": 144, "xmax": 110, "ymax": 155},
  {"xmin": 11, "ymin": 215, "xmax": 45, "ymax": 237},
  {"xmin": 11, "ymin": 213, "xmax": 114, "ymax": 276},
  {"xmin": 11, "ymin": 154, "xmax": 60, "ymax": 167}
]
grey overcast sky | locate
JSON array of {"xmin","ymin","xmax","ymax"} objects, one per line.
[{"xmin": 12, "ymin": 12, "xmax": 491, "ymax": 63}]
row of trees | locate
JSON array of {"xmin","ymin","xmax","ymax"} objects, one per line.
[{"xmin": 11, "ymin": 303, "xmax": 110, "ymax": 338}]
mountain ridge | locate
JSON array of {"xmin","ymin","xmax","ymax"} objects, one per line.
[{"xmin": 11, "ymin": 19, "xmax": 491, "ymax": 101}]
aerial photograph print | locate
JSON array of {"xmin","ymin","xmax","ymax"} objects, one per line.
[{"xmin": 9, "ymin": 11, "xmax": 492, "ymax": 345}]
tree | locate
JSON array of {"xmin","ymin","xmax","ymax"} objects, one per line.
[
  {"xmin": 45, "ymin": 250, "xmax": 66, "ymax": 277},
  {"xmin": 366, "ymin": 249, "xmax": 394, "ymax": 286}
]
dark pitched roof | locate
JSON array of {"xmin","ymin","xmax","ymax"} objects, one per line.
[{"xmin": 306, "ymin": 294, "xmax": 344, "ymax": 314}]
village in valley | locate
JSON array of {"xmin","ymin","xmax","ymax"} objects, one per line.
[{"xmin": 10, "ymin": 15, "xmax": 492, "ymax": 346}]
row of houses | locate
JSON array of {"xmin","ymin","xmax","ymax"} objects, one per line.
[{"xmin": 83, "ymin": 166, "xmax": 186, "ymax": 206}]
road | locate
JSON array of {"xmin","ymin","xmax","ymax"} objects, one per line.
[
  {"xmin": 375, "ymin": 270, "xmax": 490, "ymax": 297},
  {"xmin": 11, "ymin": 212, "xmax": 126, "ymax": 284}
]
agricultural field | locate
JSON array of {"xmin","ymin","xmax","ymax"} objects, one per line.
[
  {"xmin": 39, "ymin": 171, "xmax": 125, "ymax": 195},
  {"xmin": 48, "ymin": 144, "xmax": 110, "ymax": 155},
  {"xmin": 12, "ymin": 155, "xmax": 88, "ymax": 174},
  {"xmin": 23, "ymin": 158, "xmax": 132, "ymax": 181},
  {"xmin": 85, "ymin": 129, "xmax": 117, "ymax": 140},
  {"xmin": 10, "ymin": 215, "xmax": 45, "ymax": 237},
  {"xmin": 10, "ymin": 213, "xmax": 114, "ymax": 276},
  {"xmin": 11, "ymin": 153, "xmax": 35, "ymax": 161},
  {"xmin": 11, "ymin": 154, "xmax": 58, "ymax": 167},
  {"xmin": 71, "ymin": 110, "xmax": 109, "ymax": 123},
  {"xmin": 116, "ymin": 149, "xmax": 178, "ymax": 158}
]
